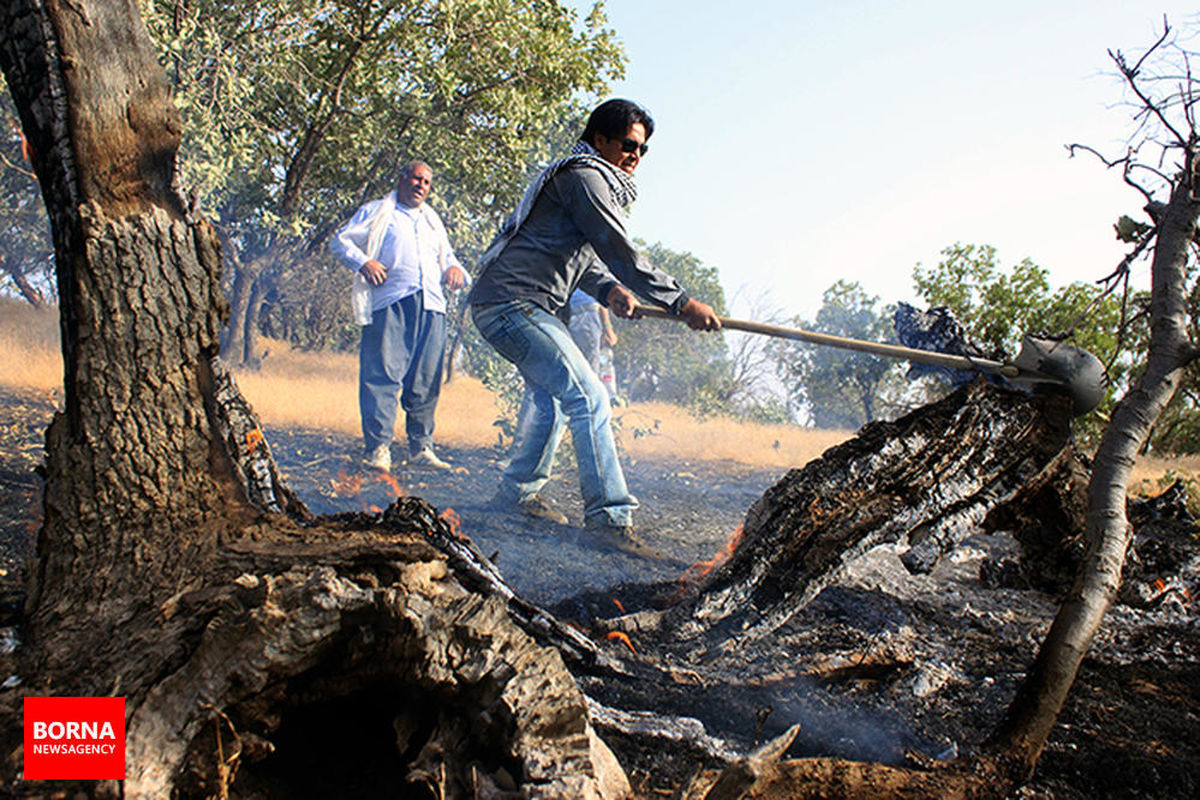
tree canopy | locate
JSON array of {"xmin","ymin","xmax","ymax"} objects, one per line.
[
  {"xmin": 138, "ymin": 0, "xmax": 626, "ymax": 363},
  {"xmin": 612, "ymin": 240, "xmax": 732, "ymax": 412},
  {"xmin": 773, "ymin": 280, "xmax": 901, "ymax": 430},
  {"xmin": 143, "ymin": 0, "xmax": 624, "ymax": 237}
]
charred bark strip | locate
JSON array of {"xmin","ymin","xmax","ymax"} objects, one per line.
[
  {"xmin": 207, "ymin": 356, "xmax": 310, "ymax": 521},
  {"xmin": 660, "ymin": 381, "xmax": 1080, "ymax": 645}
]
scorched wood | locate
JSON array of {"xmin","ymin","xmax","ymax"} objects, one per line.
[{"xmin": 663, "ymin": 380, "xmax": 1082, "ymax": 646}]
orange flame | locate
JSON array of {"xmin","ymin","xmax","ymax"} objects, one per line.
[
  {"xmin": 368, "ymin": 504, "xmax": 383, "ymax": 514},
  {"xmin": 605, "ymin": 630, "xmax": 637, "ymax": 655},
  {"xmin": 680, "ymin": 525, "xmax": 744, "ymax": 584},
  {"xmin": 245, "ymin": 428, "xmax": 264, "ymax": 454},
  {"xmin": 374, "ymin": 471, "xmax": 405, "ymax": 498},
  {"xmin": 331, "ymin": 470, "xmax": 363, "ymax": 498},
  {"xmin": 611, "ymin": 598, "xmax": 626, "ymax": 615},
  {"xmin": 440, "ymin": 508, "xmax": 466, "ymax": 540}
]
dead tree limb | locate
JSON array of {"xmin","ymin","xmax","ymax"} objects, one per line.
[{"xmin": 662, "ymin": 381, "xmax": 1079, "ymax": 648}]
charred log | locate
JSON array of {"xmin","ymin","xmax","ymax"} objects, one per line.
[
  {"xmin": 661, "ymin": 380, "xmax": 1083, "ymax": 646},
  {"xmin": 117, "ymin": 498, "xmax": 629, "ymax": 799}
]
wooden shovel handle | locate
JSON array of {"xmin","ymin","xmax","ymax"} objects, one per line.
[{"xmin": 635, "ymin": 306, "xmax": 1019, "ymax": 379}]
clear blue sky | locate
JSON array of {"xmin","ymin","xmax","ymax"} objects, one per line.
[{"xmin": 568, "ymin": 1, "xmax": 1199, "ymax": 321}]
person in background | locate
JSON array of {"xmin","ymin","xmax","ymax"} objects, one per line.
[
  {"xmin": 468, "ymin": 98, "xmax": 720, "ymax": 555},
  {"xmin": 331, "ymin": 160, "xmax": 467, "ymax": 472},
  {"xmin": 568, "ymin": 288, "xmax": 620, "ymax": 402}
]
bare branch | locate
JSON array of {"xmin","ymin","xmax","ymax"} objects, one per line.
[
  {"xmin": 1129, "ymin": 160, "xmax": 1175, "ymax": 187},
  {"xmin": 1065, "ymin": 143, "xmax": 1160, "ymax": 203},
  {"xmin": 1065, "ymin": 142, "xmax": 1128, "ymax": 169},
  {"xmin": 1110, "ymin": 21, "xmax": 1192, "ymax": 151},
  {"xmin": 1126, "ymin": 17, "xmax": 1172, "ymax": 76}
]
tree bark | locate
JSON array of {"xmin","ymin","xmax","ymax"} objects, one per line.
[
  {"xmin": 221, "ymin": 254, "xmax": 270, "ymax": 369},
  {"xmin": 241, "ymin": 268, "xmax": 268, "ymax": 368},
  {"xmin": 988, "ymin": 171, "xmax": 1200, "ymax": 776},
  {"xmin": 0, "ymin": 0, "xmax": 232, "ymax": 689},
  {"xmin": 660, "ymin": 380, "xmax": 1078, "ymax": 647}
]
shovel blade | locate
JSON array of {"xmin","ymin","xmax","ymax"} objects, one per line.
[{"xmin": 1009, "ymin": 336, "xmax": 1107, "ymax": 415}]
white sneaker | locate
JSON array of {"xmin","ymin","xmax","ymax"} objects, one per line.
[
  {"xmin": 409, "ymin": 446, "xmax": 451, "ymax": 470},
  {"xmin": 364, "ymin": 444, "xmax": 391, "ymax": 471}
]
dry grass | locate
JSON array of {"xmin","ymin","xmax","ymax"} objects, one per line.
[
  {"xmin": 230, "ymin": 339, "xmax": 840, "ymax": 465},
  {"xmin": 3, "ymin": 296, "xmax": 1200, "ymax": 479},
  {"xmin": 231, "ymin": 342, "xmax": 502, "ymax": 449},
  {"xmin": 0, "ymin": 300, "xmax": 847, "ymax": 468},
  {"xmin": 1130, "ymin": 455, "xmax": 1200, "ymax": 485},
  {"xmin": 0, "ymin": 300, "xmax": 62, "ymax": 392},
  {"xmin": 614, "ymin": 401, "xmax": 850, "ymax": 468}
]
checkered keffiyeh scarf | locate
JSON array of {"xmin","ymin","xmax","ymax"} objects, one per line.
[{"xmin": 477, "ymin": 141, "xmax": 637, "ymax": 269}]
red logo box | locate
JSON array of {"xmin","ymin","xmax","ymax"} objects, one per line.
[{"xmin": 24, "ymin": 696, "xmax": 125, "ymax": 780}]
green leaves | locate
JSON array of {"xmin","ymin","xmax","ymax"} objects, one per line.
[
  {"xmin": 142, "ymin": 0, "xmax": 625, "ymax": 244},
  {"xmin": 913, "ymin": 241, "xmax": 1136, "ymax": 443},
  {"xmin": 773, "ymin": 281, "xmax": 901, "ymax": 430},
  {"xmin": 136, "ymin": 0, "xmax": 625, "ymax": 355},
  {"xmin": 612, "ymin": 241, "xmax": 732, "ymax": 412}
]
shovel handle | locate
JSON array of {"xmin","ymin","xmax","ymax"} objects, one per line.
[{"xmin": 636, "ymin": 306, "xmax": 1020, "ymax": 379}]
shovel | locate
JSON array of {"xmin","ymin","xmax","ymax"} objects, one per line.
[{"xmin": 635, "ymin": 307, "xmax": 1107, "ymax": 415}]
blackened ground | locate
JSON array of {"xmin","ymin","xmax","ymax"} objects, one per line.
[
  {"xmin": 1, "ymin": 385, "xmax": 1197, "ymax": 798},
  {"xmin": 259, "ymin": 420, "xmax": 772, "ymax": 608}
]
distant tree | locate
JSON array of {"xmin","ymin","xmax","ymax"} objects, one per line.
[
  {"xmin": 773, "ymin": 280, "xmax": 902, "ymax": 429},
  {"xmin": 140, "ymin": 0, "xmax": 626, "ymax": 365},
  {"xmin": 722, "ymin": 286, "xmax": 793, "ymax": 422},
  {"xmin": 612, "ymin": 240, "xmax": 732, "ymax": 412},
  {"xmin": 0, "ymin": 82, "xmax": 53, "ymax": 307}
]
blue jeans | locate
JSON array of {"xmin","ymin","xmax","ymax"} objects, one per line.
[
  {"xmin": 360, "ymin": 293, "xmax": 445, "ymax": 455},
  {"xmin": 472, "ymin": 300, "xmax": 637, "ymax": 527}
]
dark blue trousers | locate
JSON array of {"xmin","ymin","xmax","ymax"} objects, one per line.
[{"xmin": 359, "ymin": 293, "xmax": 446, "ymax": 455}]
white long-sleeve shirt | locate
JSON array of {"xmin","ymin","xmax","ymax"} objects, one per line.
[{"xmin": 330, "ymin": 191, "xmax": 466, "ymax": 313}]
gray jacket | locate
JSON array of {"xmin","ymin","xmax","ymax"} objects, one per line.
[{"xmin": 468, "ymin": 165, "xmax": 690, "ymax": 314}]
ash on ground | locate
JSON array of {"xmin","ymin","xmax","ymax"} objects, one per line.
[{"xmin": 1, "ymin": 386, "xmax": 1197, "ymax": 798}]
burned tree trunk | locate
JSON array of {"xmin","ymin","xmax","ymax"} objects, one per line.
[
  {"xmin": 663, "ymin": 380, "xmax": 1081, "ymax": 647},
  {"xmin": 0, "ymin": 2, "xmax": 627, "ymax": 797}
]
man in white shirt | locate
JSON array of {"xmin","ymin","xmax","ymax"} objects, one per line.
[{"xmin": 331, "ymin": 161, "xmax": 467, "ymax": 471}]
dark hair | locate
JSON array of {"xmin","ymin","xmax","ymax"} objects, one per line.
[{"xmin": 581, "ymin": 99, "xmax": 655, "ymax": 146}]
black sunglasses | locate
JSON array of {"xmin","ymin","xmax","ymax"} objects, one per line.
[{"xmin": 618, "ymin": 138, "xmax": 649, "ymax": 156}]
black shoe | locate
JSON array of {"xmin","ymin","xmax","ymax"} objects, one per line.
[
  {"xmin": 516, "ymin": 495, "xmax": 569, "ymax": 525},
  {"xmin": 584, "ymin": 519, "xmax": 664, "ymax": 560}
]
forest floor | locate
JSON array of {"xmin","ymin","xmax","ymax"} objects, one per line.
[{"xmin": 1, "ymin": 384, "xmax": 1198, "ymax": 798}]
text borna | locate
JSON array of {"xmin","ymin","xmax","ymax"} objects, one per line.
[{"xmin": 31, "ymin": 720, "xmax": 118, "ymax": 740}]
